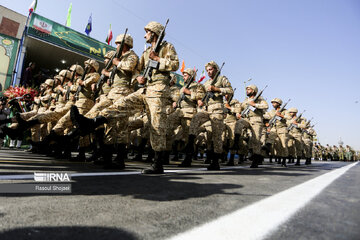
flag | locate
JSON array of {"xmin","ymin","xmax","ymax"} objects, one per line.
[
  {"xmin": 66, "ymin": 3, "xmax": 72, "ymax": 27},
  {"xmin": 85, "ymin": 14, "xmax": 92, "ymax": 36},
  {"xmin": 180, "ymin": 60, "xmax": 185, "ymax": 73},
  {"xmin": 198, "ymin": 70, "xmax": 206, "ymax": 83},
  {"xmin": 28, "ymin": 0, "xmax": 37, "ymax": 15},
  {"xmin": 105, "ymin": 24, "xmax": 113, "ymax": 45}
]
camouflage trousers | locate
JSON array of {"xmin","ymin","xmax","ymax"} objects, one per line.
[
  {"xmin": 303, "ymin": 138, "xmax": 313, "ymax": 158},
  {"xmin": 30, "ymin": 107, "xmax": 48, "ymax": 142},
  {"xmin": 189, "ymin": 110, "xmax": 224, "ymax": 154},
  {"xmin": 52, "ymin": 98, "xmax": 94, "ymax": 146},
  {"xmin": 30, "ymin": 102, "xmax": 73, "ymax": 125},
  {"xmin": 224, "ymin": 118, "xmax": 236, "ymax": 154},
  {"xmin": 101, "ymin": 85, "xmax": 169, "ymax": 151},
  {"xmin": 244, "ymin": 120, "xmax": 263, "ymax": 155},
  {"xmin": 288, "ymin": 134, "xmax": 303, "ymax": 158},
  {"xmin": 234, "ymin": 119, "xmax": 250, "ymax": 155},
  {"xmin": 166, "ymin": 108, "xmax": 193, "ymax": 151},
  {"xmin": 274, "ymin": 132, "xmax": 289, "ymax": 157}
]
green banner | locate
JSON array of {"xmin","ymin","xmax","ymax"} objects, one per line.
[
  {"xmin": 0, "ymin": 33, "xmax": 19, "ymax": 93},
  {"xmin": 27, "ymin": 13, "xmax": 115, "ymax": 61}
]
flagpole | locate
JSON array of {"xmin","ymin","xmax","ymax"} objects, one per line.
[{"xmin": 12, "ymin": 11, "xmax": 32, "ymax": 87}]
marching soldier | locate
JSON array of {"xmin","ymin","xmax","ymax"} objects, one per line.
[
  {"xmin": 286, "ymin": 108, "xmax": 306, "ymax": 165},
  {"xmin": 168, "ymin": 68, "xmax": 205, "ymax": 167},
  {"xmin": 71, "ymin": 21, "xmax": 179, "ymax": 174},
  {"xmin": 239, "ymin": 85, "xmax": 268, "ymax": 168},
  {"xmin": 185, "ymin": 61, "xmax": 233, "ymax": 170}
]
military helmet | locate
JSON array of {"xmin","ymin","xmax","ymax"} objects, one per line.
[
  {"xmin": 104, "ymin": 50, "xmax": 116, "ymax": 59},
  {"xmin": 246, "ymin": 84, "xmax": 258, "ymax": 94},
  {"xmin": 59, "ymin": 69, "xmax": 72, "ymax": 79},
  {"xmin": 70, "ymin": 64, "xmax": 84, "ymax": 76},
  {"xmin": 54, "ymin": 75, "xmax": 62, "ymax": 81},
  {"xmin": 115, "ymin": 34, "xmax": 133, "ymax": 48},
  {"xmin": 271, "ymin": 98, "xmax": 283, "ymax": 105},
  {"xmin": 183, "ymin": 68, "xmax": 196, "ymax": 78},
  {"xmin": 288, "ymin": 107, "xmax": 298, "ymax": 113},
  {"xmin": 144, "ymin": 21, "xmax": 164, "ymax": 36},
  {"xmin": 205, "ymin": 61, "xmax": 219, "ymax": 71},
  {"xmin": 84, "ymin": 59, "xmax": 99, "ymax": 72},
  {"xmin": 44, "ymin": 79, "xmax": 54, "ymax": 87}
]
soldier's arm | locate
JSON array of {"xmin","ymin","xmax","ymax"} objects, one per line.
[
  {"xmin": 158, "ymin": 43, "xmax": 179, "ymax": 72},
  {"xmin": 231, "ymin": 100, "xmax": 242, "ymax": 114},
  {"xmin": 191, "ymin": 84, "xmax": 206, "ymax": 101},
  {"xmin": 116, "ymin": 53, "xmax": 139, "ymax": 72},
  {"xmin": 218, "ymin": 76, "xmax": 233, "ymax": 95},
  {"xmin": 83, "ymin": 73, "xmax": 100, "ymax": 87},
  {"xmin": 254, "ymin": 98, "xmax": 269, "ymax": 110}
]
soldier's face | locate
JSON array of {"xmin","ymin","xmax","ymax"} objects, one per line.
[
  {"xmin": 144, "ymin": 30, "xmax": 153, "ymax": 43},
  {"xmin": 183, "ymin": 72, "xmax": 190, "ymax": 82},
  {"xmin": 206, "ymin": 66, "xmax": 217, "ymax": 78},
  {"xmin": 272, "ymin": 102, "xmax": 280, "ymax": 109},
  {"xmin": 290, "ymin": 112, "xmax": 296, "ymax": 117},
  {"xmin": 246, "ymin": 88, "xmax": 254, "ymax": 96}
]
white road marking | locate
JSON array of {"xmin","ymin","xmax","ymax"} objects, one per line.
[{"xmin": 167, "ymin": 162, "xmax": 358, "ymax": 240}]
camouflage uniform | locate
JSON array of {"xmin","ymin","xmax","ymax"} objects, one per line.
[
  {"xmin": 189, "ymin": 62, "xmax": 233, "ymax": 155},
  {"xmin": 286, "ymin": 108, "xmax": 306, "ymax": 164},
  {"xmin": 166, "ymin": 68, "xmax": 205, "ymax": 150},
  {"xmin": 240, "ymin": 85, "xmax": 269, "ymax": 157},
  {"xmin": 52, "ymin": 59, "xmax": 100, "ymax": 136}
]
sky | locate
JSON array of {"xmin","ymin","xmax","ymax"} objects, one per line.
[{"xmin": 2, "ymin": 0, "xmax": 360, "ymax": 149}]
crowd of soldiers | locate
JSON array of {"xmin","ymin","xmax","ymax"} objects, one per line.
[
  {"xmin": 0, "ymin": 20, "xmax": 356, "ymax": 174},
  {"xmin": 312, "ymin": 143, "xmax": 358, "ymax": 161}
]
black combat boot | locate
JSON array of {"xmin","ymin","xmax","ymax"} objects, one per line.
[
  {"xmin": 70, "ymin": 147, "xmax": 86, "ymax": 162},
  {"xmin": 281, "ymin": 157, "xmax": 287, "ymax": 167},
  {"xmin": 295, "ymin": 157, "xmax": 301, "ymax": 166},
  {"xmin": 269, "ymin": 156, "xmax": 273, "ymax": 163},
  {"xmin": 250, "ymin": 154, "xmax": 259, "ymax": 168},
  {"xmin": 70, "ymin": 105, "xmax": 107, "ymax": 136},
  {"xmin": 171, "ymin": 140, "xmax": 179, "ymax": 162},
  {"xmin": 113, "ymin": 143, "xmax": 126, "ymax": 169},
  {"xmin": 179, "ymin": 135, "xmax": 195, "ymax": 166},
  {"xmin": 226, "ymin": 153, "xmax": 235, "ymax": 166},
  {"xmin": 142, "ymin": 151, "xmax": 164, "ymax": 174},
  {"xmin": 0, "ymin": 118, "xmax": 13, "ymax": 125},
  {"xmin": 2, "ymin": 126, "xmax": 23, "ymax": 139},
  {"xmin": 238, "ymin": 154, "xmax": 245, "ymax": 164},
  {"xmin": 101, "ymin": 144, "xmax": 115, "ymax": 169},
  {"xmin": 16, "ymin": 114, "xmax": 40, "ymax": 130},
  {"xmin": 134, "ymin": 138, "xmax": 147, "ymax": 161},
  {"xmin": 305, "ymin": 158, "xmax": 311, "ymax": 165},
  {"xmin": 162, "ymin": 151, "xmax": 170, "ymax": 165},
  {"xmin": 207, "ymin": 153, "xmax": 220, "ymax": 170},
  {"xmin": 145, "ymin": 148, "xmax": 155, "ymax": 163},
  {"xmin": 204, "ymin": 150, "xmax": 213, "ymax": 164}
]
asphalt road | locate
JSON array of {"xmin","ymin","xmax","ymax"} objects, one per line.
[{"xmin": 0, "ymin": 149, "xmax": 359, "ymax": 240}]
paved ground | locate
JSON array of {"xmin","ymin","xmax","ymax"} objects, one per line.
[{"xmin": 0, "ymin": 149, "xmax": 359, "ymax": 240}]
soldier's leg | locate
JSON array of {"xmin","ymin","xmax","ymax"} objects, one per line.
[
  {"xmin": 208, "ymin": 112, "xmax": 224, "ymax": 170},
  {"xmin": 181, "ymin": 112, "xmax": 210, "ymax": 166}
]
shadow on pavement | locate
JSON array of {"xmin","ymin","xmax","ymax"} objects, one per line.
[{"xmin": 0, "ymin": 226, "xmax": 138, "ymax": 240}]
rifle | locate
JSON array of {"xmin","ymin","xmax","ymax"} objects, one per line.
[
  {"xmin": 201, "ymin": 62, "xmax": 225, "ymax": 105},
  {"xmin": 224, "ymin": 88, "xmax": 237, "ymax": 114},
  {"xmin": 75, "ymin": 65, "xmax": 90, "ymax": 101},
  {"xmin": 287, "ymin": 110, "xmax": 306, "ymax": 131},
  {"xmin": 174, "ymin": 69, "xmax": 198, "ymax": 109},
  {"xmin": 305, "ymin": 117, "xmax": 314, "ymax": 127},
  {"xmin": 241, "ymin": 85, "xmax": 268, "ymax": 118},
  {"xmin": 108, "ymin": 28, "xmax": 128, "ymax": 87},
  {"xmin": 140, "ymin": 19, "xmax": 169, "ymax": 86},
  {"xmin": 267, "ymin": 98, "xmax": 291, "ymax": 130},
  {"xmin": 65, "ymin": 65, "xmax": 77, "ymax": 101}
]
